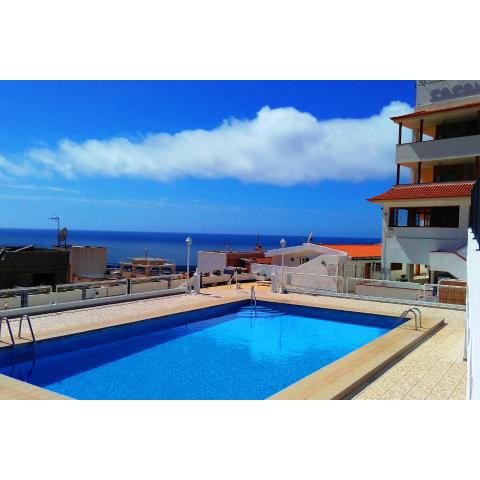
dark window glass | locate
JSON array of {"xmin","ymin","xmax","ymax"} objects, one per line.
[
  {"xmin": 434, "ymin": 163, "xmax": 475, "ymax": 182},
  {"xmin": 390, "ymin": 206, "xmax": 459, "ymax": 228},
  {"xmin": 436, "ymin": 120, "xmax": 478, "ymax": 140}
]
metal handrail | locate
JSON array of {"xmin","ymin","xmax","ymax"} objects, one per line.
[
  {"xmin": 0, "ymin": 316, "xmax": 16, "ymax": 346},
  {"xmin": 228, "ymin": 271, "xmax": 240, "ymax": 291},
  {"xmin": 400, "ymin": 308, "xmax": 421, "ymax": 330},
  {"xmin": 250, "ymin": 285, "xmax": 257, "ymax": 307},
  {"xmin": 410, "ymin": 307, "xmax": 422, "ymax": 328},
  {"xmin": 18, "ymin": 314, "xmax": 36, "ymax": 343}
]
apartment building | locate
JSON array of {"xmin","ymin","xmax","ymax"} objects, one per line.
[{"xmin": 369, "ymin": 80, "xmax": 480, "ymax": 282}]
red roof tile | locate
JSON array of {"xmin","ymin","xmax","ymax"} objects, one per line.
[
  {"xmin": 319, "ymin": 244, "xmax": 382, "ymax": 259},
  {"xmin": 368, "ymin": 181, "xmax": 474, "ymax": 202},
  {"xmin": 252, "ymin": 257, "xmax": 272, "ymax": 264}
]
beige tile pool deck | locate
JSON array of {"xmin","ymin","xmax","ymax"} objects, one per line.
[{"xmin": 0, "ymin": 283, "xmax": 467, "ymax": 400}]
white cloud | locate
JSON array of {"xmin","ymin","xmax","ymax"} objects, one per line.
[
  {"xmin": 9, "ymin": 101, "xmax": 412, "ymax": 186},
  {"xmin": 0, "ymin": 182, "xmax": 79, "ymax": 193},
  {"xmin": 0, "ymin": 154, "xmax": 34, "ymax": 179},
  {"xmin": 0, "ymin": 192, "xmax": 290, "ymax": 214}
]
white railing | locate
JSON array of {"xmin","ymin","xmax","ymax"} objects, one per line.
[
  {"xmin": 0, "ymin": 274, "xmax": 188, "ymax": 315},
  {"xmin": 55, "ymin": 279, "xmax": 129, "ymax": 304},
  {"xmin": 345, "ymin": 277, "xmax": 425, "ymax": 301},
  {"xmin": 346, "ymin": 277, "xmax": 466, "ymax": 306},
  {"xmin": 277, "ymin": 272, "xmax": 467, "ymax": 308},
  {"xmin": 0, "ymin": 285, "xmax": 53, "ymax": 310},
  {"xmin": 130, "ymin": 274, "xmax": 185, "ymax": 294}
]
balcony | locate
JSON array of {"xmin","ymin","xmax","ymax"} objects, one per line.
[{"xmin": 396, "ymin": 134, "xmax": 480, "ymax": 164}]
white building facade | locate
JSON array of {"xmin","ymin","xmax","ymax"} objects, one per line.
[{"xmin": 369, "ymin": 80, "xmax": 480, "ymax": 282}]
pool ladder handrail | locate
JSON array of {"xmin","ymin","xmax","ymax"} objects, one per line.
[
  {"xmin": 250, "ymin": 285, "xmax": 257, "ymax": 308},
  {"xmin": 400, "ymin": 307, "xmax": 422, "ymax": 330},
  {"xmin": 0, "ymin": 316, "xmax": 16, "ymax": 346},
  {"xmin": 228, "ymin": 271, "xmax": 240, "ymax": 291},
  {"xmin": 18, "ymin": 314, "xmax": 36, "ymax": 343}
]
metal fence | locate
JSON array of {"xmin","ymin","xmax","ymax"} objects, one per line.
[
  {"xmin": 347, "ymin": 277, "xmax": 466, "ymax": 306},
  {"xmin": 280, "ymin": 272, "xmax": 466, "ymax": 308}
]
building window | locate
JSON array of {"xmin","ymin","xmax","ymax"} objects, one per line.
[
  {"xmin": 435, "ymin": 120, "xmax": 479, "ymax": 140},
  {"xmin": 433, "ymin": 163, "xmax": 475, "ymax": 182},
  {"xmin": 390, "ymin": 263, "xmax": 403, "ymax": 271},
  {"xmin": 389, "ymin": 206, "xmax": 459, "ymax": 228}
]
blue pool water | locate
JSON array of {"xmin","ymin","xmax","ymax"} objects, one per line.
[{"xmin": 0, "ymin": 302, "xmax": 403, "ymax": 399}]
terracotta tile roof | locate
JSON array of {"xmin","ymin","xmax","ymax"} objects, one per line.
[
  {"xmin": 391, "ymin": 100, "xmax": 480, "ymax": 123},
  {"xmin": 251, "ymin": 257, "xmax": 272, "ymax": 264},
  {"xmin": 319, "ymin": 244, "xmax": 382, "ymax": 259},
  {"xmin": 368, "ymin": 181, "xmax": 475, "ymax": 202}
]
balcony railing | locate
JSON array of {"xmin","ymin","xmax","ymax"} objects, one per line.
[{"xmin": 396, "ymin": 134, "xmax": 480, "ymax": 164}]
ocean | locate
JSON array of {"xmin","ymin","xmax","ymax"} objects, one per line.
[{"xmin": 0, "ymin": 228, "xmax": 380, "ymax": 270}]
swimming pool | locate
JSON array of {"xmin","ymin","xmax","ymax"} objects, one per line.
[{"xmin": 0, "ymin": 301, "xmax": 404, "ymax": 399}]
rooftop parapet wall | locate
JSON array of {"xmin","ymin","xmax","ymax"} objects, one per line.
[{"xmin": 416, "ymin": 80, "xmax": 480, "ymax": 110}]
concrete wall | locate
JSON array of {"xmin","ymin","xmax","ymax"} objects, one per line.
[
  {"xmin": 1, "ymin": 296, "xmax": 21, "ymax": 309},
  {"xmin": 197, "ymin": 251, "xmax": 227, "ymax": 274},
  {"xmin": 467, "ymin": 229, "xmax": 479, "ymax": 399},
  {"xmin": 131, "ymin": 280, "xmax": 169, "ymax": 294},
  {"xmin": 396, "ymin": 134, "xmax": 480, "ymax": 164},
  {"xmin": 201, "ymin": 274, "xmax": 232, "ymax": 286},
  {"xmin": 416, "ymin": 80, "xmax": 480, "ymax": 109},
  {"xmin": 355, "ymin": 282, "xmax": 423, "ymax": 301},
  {"xmin": 69, "ymin": 246, "xmax": 107, "ymax": 279},
  {"xmin": 56, "ymin": 290, "xmax": 84, "ymax": 304}
]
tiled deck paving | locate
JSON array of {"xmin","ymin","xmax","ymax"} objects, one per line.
[
  {"xmin": 354, "ymin": 309, "xmax": 466, "ymax": 400},
  {"xmin": 0, "ymin": 283, "xmax": 467, "ymax": 400}
]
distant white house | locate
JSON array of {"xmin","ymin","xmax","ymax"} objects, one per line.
[{"xmin": 250, "ymin": 242, "xmax": 382, "ymax": 279}]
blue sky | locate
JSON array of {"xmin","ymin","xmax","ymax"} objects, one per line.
[{"xmin": 0, "ymin": 81, "xmax": 415, "ymax": 237}]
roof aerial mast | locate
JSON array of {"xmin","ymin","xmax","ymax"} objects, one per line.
[{"xmin": 48, "ymin": 215, "xmax": 60, "ymax": 246}]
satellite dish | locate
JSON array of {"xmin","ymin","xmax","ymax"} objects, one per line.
[{"xmin": 58, "ymin": 227, "xmax": 68, "ymax": 245}]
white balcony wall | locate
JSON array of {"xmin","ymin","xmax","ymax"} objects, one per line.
[
  {"xmin": 467, "ymin": 228, "xmax": 480, "ymax": 399},
  {"xmin": 396, "ymin": 134, "xmax": 480, "ymax": 164},
  {"xmin": 429, "ymin": 251, "xmax": 466, "ymax": 280},
  {"xmin": 385, "ymin": 236, "xmax": 464, "ymax": 265},
  {"xmin": 383, "ymin": 202, "xmax": 470, "ymax": 268}
]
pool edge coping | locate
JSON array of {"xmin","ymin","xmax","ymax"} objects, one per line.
[{"xmin": 268, "ymin": 315, "xmax": 445, "ymax": 400}]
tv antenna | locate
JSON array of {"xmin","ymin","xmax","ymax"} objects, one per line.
[{"xmin": 48, "ymin": 216, "xmax": 61, "ymax": 246}]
